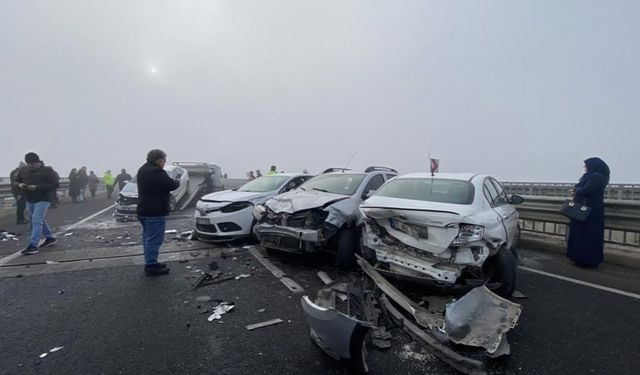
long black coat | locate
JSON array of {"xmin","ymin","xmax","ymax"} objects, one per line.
[
  {"xmin": 68, "ymin": 171, "xmax": 81, "ymax": 198},
  {"xmin": 566, "ymin": 159, "xmax": 609, "ymax": 267}
]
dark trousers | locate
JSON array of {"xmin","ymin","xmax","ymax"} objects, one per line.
[
  {"xmin": 106, "ymin": 185, "xmax": 114, "ymax": 199},
  {"xmin": 14, "ymin": 194, "xmax": 26, "ymax": 222},
  {"xmin": 90, "ymin": 188, "xmax": 97, "ymax": 199}
]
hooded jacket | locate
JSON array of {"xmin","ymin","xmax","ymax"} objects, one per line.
[{"xmin": 14, "ymin": 165, "xmax": 60, "ymax": 203}]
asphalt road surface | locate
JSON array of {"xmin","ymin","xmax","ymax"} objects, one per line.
[{"xmin": 1, "ymin": 196, "xmax": 639, "ymax": 375}]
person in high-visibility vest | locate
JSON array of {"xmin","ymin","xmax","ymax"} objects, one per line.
[
  {"xmin": 266, "ymin": 165, "xmax": 277, "ymax": 176},
  {"xmin": 103, "ymin": 170, "xmax": 115, "ymax": 199}
]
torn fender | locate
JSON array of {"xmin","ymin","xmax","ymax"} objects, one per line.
[{"xmin": 301, "ymin": 296, "xmax": 372, "ymax": 373}]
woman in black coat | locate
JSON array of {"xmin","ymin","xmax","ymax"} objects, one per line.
[
  {"xmin": 566, "ymin": 157, "xmax": 610, "ymax": 268},
  {"xmin": 68, "ymin": 169, "xmax": 81, "ymax": 203}
]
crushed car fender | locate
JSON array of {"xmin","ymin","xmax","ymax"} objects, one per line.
[{"xmin": 301, "ymin": 295, "xmax": 372, "ymax": 373}]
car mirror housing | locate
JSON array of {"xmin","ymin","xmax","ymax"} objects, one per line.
[{"xmin": 509, "ymin": 194, "xmax": 525, "ymax": 205}]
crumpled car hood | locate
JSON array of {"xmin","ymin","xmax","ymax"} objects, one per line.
[
  {"xmin": 201, "ymin": 190, "xmax": 271, "ymax": 203},
  {"xmin": 265, "ymin": 189, "xmax": 349, "ymax": 214}
]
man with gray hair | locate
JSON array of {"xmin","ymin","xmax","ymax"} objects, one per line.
[{"xmin": 136, "ymin": 149, "xmax": 180, "ymax": 276}]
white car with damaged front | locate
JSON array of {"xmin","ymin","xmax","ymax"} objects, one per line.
[
  {"xmin": 194, "ymin": 174, "xmax": 312, "ymax": 241},
  {"xmin": 360, "ymin": 173, "xmax": 524, "ymax": 297}
]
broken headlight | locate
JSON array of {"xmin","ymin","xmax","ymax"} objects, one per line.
[
  {"xmin": 253, "ymin": 204, "xmax": 266, "ymax": 220},
  {"xmin": 221, "ymin": 201, "xmax": 253, "ymax": 213},
  {"xmin": 451, "ymin": 224, "xmax": 484, "ymax": 247}
]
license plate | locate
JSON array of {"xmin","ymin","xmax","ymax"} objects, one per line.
[{"xmin": 196, "ymin": 217, "xmax": 210, "ymax": 225}]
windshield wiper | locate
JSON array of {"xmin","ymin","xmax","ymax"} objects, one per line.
[{"xmin": 313, "ymin": 187, "xmax": 330, "ymax": 193}]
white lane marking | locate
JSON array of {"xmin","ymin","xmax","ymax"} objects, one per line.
[
  {"xmin": 248, "ymin": 246, "xmax": 304, "ymax": 293},
  {"xmin": 519, "ymin": 266, "xmax": 640, "ymax": 300},
  {"xmin": 58, "ymin": 204, "xmax": 115, "ymax": 233},
  {"xmin": 0, "ymin": 204, "xmax": 115, "ymax": 267}
]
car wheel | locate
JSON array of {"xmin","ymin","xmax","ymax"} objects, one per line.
[
  {"xmin": 169, "ymin": 196, "xmax": 176, "ymax": 212},
  {"xmin": 336, "ymin": 226, "xmax": 356, "ymax": 269},
  {"xmin": 510, "ymin": 224, "xmax": 521, "ymax": 252},
  {"xmin": 484, "ymin": 247, "xmax": 518, "ymax": 298}
]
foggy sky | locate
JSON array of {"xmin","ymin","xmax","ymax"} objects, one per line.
[{"xmin": 1, "ymin": 1, "xmax": 638, "ymax": 182}]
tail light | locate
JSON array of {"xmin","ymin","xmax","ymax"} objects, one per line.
[{"xmin": 451, "ymin": 224, "xmax": 484, "ymax": 247}]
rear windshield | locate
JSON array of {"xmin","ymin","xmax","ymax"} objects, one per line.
[
  {"xmin": 300, "ymin": 173, "xmax": 365, "ymax": 196},
  {"xmin": 238, "ymin": 176, "xmax": 289, "ymax": 192},
  {"xmin": 375, "ymin": 178, "xmax": 475, "ymax": 205}
]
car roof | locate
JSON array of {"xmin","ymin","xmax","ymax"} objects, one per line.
[
  {"xmin": 262, "ymin": 173, "xmax": 309, "ymax": 178},
  {"xmin": 396, "ymin": 172, "xmax": 481, "ymax": 181}
]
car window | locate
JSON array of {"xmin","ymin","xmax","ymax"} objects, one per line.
[
  {"xmin": 483, "ymin": 179, "xmax": 500, "ymax": 206},
  {"xmin": 362, "ymin": 174, "xmax": 385, "ymax": 195},
  {"xmin": 376, "ymin": 178, "xmax": 475, "ymax": 204},
  {"xmin": 238, "ymin": 176, "xmax": 290, "ymax": 192},
  {"xmin": 300, "ymin": 173, "xmax": 366, "ymax": 196},
  {"xmin": 385, "ymin": 174, "xmax": 397, "ymax": 181},
  {"xmin": 490, "ymin": 178, "xmax": 509, "ymax": 205}
]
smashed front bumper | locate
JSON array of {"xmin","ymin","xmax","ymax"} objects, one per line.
[
  {"xmin": 255, "ymin": 224, "xmax": 323, "ymax": 252},
  {"xmin": 113, "ymin": 205, "xmax": 138, "ymax": 221}
]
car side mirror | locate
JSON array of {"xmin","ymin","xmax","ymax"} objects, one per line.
[{"xmin": 509, "ymin": 194, "xmax": 525, "ymax": 205}]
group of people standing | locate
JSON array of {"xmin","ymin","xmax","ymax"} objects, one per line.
[
  {"xmin": 247, "ymin": 165, "xmax": 278, "ymax": 180},
  {"xmin": 67, "ymin": 168, "xmax": 131, "ymax": 202}
]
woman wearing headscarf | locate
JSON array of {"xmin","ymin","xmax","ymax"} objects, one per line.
[{"xmin": 566, "ymin": 157, "xmax": 610, "ymax": 268}]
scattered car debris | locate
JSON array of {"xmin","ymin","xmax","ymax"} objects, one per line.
[
  {"xmin": 196, "ymin": 296, "xmax": 212, "ymax": 302},
  {"xmin": 50, "ymin": 346, "xmax": 63, "ymax": 353},
  {"xmin": 45, "ymin": 261, "xmax": 59, "ymax": 265},
  {"xmin": 207, "ymin": 302, "xmax": 235, "ymax": 321},
  {"xmin": 39, "ymin": 353, "xmax": 48, "ymax": 359},
  {"xmin": 257, "ymin": 308, "xmax": 266, "ymax": 313},
  {"xmin": 121, "ymin": 241, "xmax": 138, "ymax": 246},
  {"xmin": 193, "ymin": 271, "xmax": 235, "ymax": 288},
  {"xmin": 165, "ymin": 229, "xmax": 178, "ymax": 234},
  {"xmin": 246, "ymin": 318, "xmax": 284, "ymax": 331},
  {"xmin": 64, "ymin": 232, "xmax": 74, "ymax": 236},
  {"xmin": 511, "ymin": 290, "xmax": 527, "ymax": 299},
  {"xmin": 235, "ymin": 274, "xmax": 250, "ymax": 280},
  {"xmin": 57, "ymin": 290, "xmax": 65, "ymax": 295},
  {"xmin": 0, "ymin": 231, "xmax": 20, "ymax": 241}
]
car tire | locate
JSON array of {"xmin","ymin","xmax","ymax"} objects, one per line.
[
  {"xmin": 485, "ymin": 247, "xmax": 518, "ymax": 298},
  {"xmin": 336, "ymin": 226, "xmax": 356, "ymax": 269},
  {"xmin": 169, "ymin": 196, "xmax": 176, "ymax": 212}
]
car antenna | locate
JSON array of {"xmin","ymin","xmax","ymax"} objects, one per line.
[{"xmin": 344, "ymin": 146, "xmax": 361, "ymax": 171}]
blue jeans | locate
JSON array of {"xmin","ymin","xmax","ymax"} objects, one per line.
[
  {"xmin": 27, "ymin": 201, "xmax": 55, "ymax": 247},
  {"xmin": 138, "ymin": 216, "xmax": 166, "ymax": 266}
]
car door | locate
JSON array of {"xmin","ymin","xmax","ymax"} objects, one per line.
[
  {"xmin": 490, "ymin": 178, "xmax": 518, "ymax": 247},
  {"xmin": 483, "ymin": 178, "xmax": 516, "ymax": 248}
]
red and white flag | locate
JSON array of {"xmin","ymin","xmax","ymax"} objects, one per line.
[{"xmin": 430, "ymin": 158, "xmax": 440, "ymax": 174}]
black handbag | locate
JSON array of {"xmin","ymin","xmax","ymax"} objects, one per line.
[{"xmin": 560, "ymin": 199, "xmax": 592, "ymax": 222}]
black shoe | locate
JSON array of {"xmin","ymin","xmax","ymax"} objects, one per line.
[
  {"xmin": 145, "ymin": 264, "xmax": 170, "ymax": 276},
  {"xmin": 21, "ymin": 245, "xmax": 39, "ymax": 255},
  {"xmin": 40, "ymin": 238, "xmax": 57, "ymax": 248}
]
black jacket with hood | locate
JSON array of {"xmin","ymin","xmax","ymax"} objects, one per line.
[{"xmin": 14, "ymin": 165, "xmax": 60, "ymax": 203}]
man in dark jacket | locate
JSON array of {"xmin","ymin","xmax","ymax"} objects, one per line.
[
  {"xmin": 77, "ymin": 167, "xmax": 88, "ymax": 202},
  {"xmin": 137, "ymin": 149, "xmax": 179, "ymax": 276},
  {"xmin": 10, "ymin": 162, "xmax": 28, "ymax": 224},
  {"xmin": 14, "ymin": 152, "xmax": 60, "ymax": 255},
  {"xmin": 114, "ymin": 169, "xmax": 133, "ymax": 191}
]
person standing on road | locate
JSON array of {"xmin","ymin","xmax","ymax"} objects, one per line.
[
  {"xmin": 88, "ymin": 171, "xmax": 99, "ymax": 199},
  {"xmin": 266, "ymin": 165, "xmax": 277, "ymax": 176},
  {"xmin": 77, "ymin": 167, "xmax": 88, "ymax": 202},
  {"xmin": 10, "ymin": 162, "xmax": 28, "ymax": 224},
  {"xmin": 114, "ymin": 168, "xmax": 132, "ymax": 191},
  {"xmin": 103, "ymin": 170, "xmax": 115, "ymax": 199},
  {"xmin": 14, "ymin": 152, "xmax": 59, "ymax": 255},
  {"xmin": 566, "ymin": 157, "xmax": 610, "ymax": 268},
  {"xmin": 248, "ymin": 171, "xmax": 256, "ymax": 180},
  {"xmin": 68, "ymin": 168, "xmax": 81, "ymax": 203},
  {"xmin": 255, "ymin": 169, "xmax": 262, "ymax": 178},
  {"xmin": 137, "ymin": 149, "xmax": 180, "ymax": 276}
]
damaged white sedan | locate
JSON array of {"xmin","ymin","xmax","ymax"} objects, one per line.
[{"xmin": 360, "ymin": 173, "xmax": 524, "ymax": 297}]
